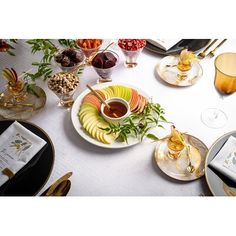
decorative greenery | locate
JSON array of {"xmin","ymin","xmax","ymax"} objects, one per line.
[
  {"xmin": 100, "ymin": 102, "xmax": 169, "ymax": 143},
  {"xmin": 24, "ymin": 39, "xmax": 84, "ymax": 83},
  {"xmin": 58, "ymin": 39, "xmax": 79, "ymax": 49}
]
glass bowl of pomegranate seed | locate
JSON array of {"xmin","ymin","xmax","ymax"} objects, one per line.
[{"xmin": 118, "ymin": 39, "xmax": 146, "ymax": 68}]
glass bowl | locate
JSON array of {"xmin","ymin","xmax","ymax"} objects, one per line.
[
  {"xmin": 77, "ymin": 39, "xmax": 103, "ymax": 65},
  {"xmin": 54, "ymin": 49, "xmax": 84, "ymax": 74},
  {"xmin": 48, "ymin": 72, "xmax": 80, "ymax": 108},
  {"xmin": 91, "ymin": 50, "xmax": 119, "ymax": 83},
  {"xmin": 119, "ymin": 47, "xmax": 144, "ymax": 68}
]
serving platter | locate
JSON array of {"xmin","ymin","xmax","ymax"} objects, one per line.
[{"xmin": 71, "ymin": 82, "xmax": 149, "ymax": 149}]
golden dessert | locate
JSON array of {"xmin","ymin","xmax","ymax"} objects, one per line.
[{"xmin": 167, "ymin": 125, "xmax": 185, "ymax": 159}]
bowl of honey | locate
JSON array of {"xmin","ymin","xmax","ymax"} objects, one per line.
[{"xmin": 101, "ymin": 97, "xmax": 130, "ymax": 124}]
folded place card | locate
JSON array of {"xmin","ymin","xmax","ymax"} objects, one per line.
[
  {"xmin": 0, "ymin": 121, "xmax": 47, "ymax": 187},
  {"xmin": 209, "ymin": 136, "xmax": 236, "ymax": 183}
]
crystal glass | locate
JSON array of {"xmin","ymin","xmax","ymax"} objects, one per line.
[
  {"xmin": 167, "ymin": 137, "xmax": 185, "ymax": 159},
  {"xmin": 54, "ymin": 49, "xmax": 84, "ymax": 74},
  {"xmin": 7, "ymin": 80, "xmax": 27, "ymax": 102},
  {"xmin": 78, "ymin": 40, "xmax": 103, "ymax": 65},
  {"xmin": 53, "ymin": 89, "xmax": 77, "ymax": 108},
  {"xmin": 156, "ymin": 55, "xmax": 203, "ymax": 86},
  {"xmin": 92, "ymin": 50, "xmax": 119, "ymax": 83},
  {"xmin": 120, "ymin": 47, "xmax": 144, "ymax": 68},
  {"xmin": 201, "ymin": 53, "xmax": 236, "ymax": 128},
  {"xmin": 48, "ymin": 72, "xmax": 79, "ymax": 108}
]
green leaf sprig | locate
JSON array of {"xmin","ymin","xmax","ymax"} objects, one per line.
[
  {"xmin": 58, "ymin": 39, "xmax": 79, "ymax": 49},
  {"xmin": 100, "ymin": 102, "xmax": 168, "ymax": 143},
  {"xmin": 24, "ymin": 39, "xmax": 84, "ymax": 83},
  {"xmin": 24, "ymin": 39, "xmax": 58, "ymax": 82}
]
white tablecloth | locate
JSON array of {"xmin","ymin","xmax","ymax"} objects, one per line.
[{"xmin": 0, "ymin": 39, "xmax": 235, "ymax": 196}]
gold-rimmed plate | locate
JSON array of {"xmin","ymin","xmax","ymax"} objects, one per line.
[
  {"xmin": 205, "ymin": 130, "xmax": 236, "ymax": 196},
  {"xmin": 0, "ymin": 86, "xmax": 46, "ymax": 120},
  {"xmin": 155, "ymin": 56, "xmax": 203, "ymax": 87},
  {"xmin": 0, "ymin": 120, "xmax": 54, "ymax": 196},
  {"xmin": 154, "ymin": 134, "xmax": 208, "ymax": 181}
]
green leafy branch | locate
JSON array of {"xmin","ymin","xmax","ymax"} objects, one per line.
[
  {"xmin": 24, "ymin": 39, "xmax": 83, "ymax": 83},
  {"xmin": 58, "ymin": 39, "xmax": 79, "ymax": 49},
  {"xmin": 100, "ymin": 102, "xmax": 169, "ymax": 143}
]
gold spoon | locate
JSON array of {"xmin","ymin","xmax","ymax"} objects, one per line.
[
  {"xmin": 89, "ymin": 42, "xmax": 115, "ymax": 62},
  {"xmin": 186, "ymin": 145, "xmax": 195, "ymax": 173},
  {"xmin": 86, "ymin": 84, "xmax": 119, "ymax": 118},
  {"xmin": 197, "ymin": 39, "xmax": 218, "ymax": 59},
  {"xmin": 208, "ymin": 39, "xmax": 227, "ymax": 58}
]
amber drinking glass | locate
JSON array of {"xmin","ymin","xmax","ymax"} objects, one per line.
[{"xmin": 201, "ymin": 53, "xmax": 236, "ymax": 128}]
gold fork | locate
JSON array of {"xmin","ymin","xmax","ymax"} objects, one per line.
[
  {"xmin": 197, "ymin": 39, "xmax": 218, "ymax": 59},
  {"xmin": 208, "ymin": 39, "xmax": 227, "ymax": 58}
]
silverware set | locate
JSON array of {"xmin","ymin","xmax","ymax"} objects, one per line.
[{"xmin": 197, "ymin": 39, "xmax": 227, "ymax": 59}]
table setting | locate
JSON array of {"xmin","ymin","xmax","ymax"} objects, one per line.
[{"xmin": 0, "ymin": 38, "xmax": 235, "ymax": 196}]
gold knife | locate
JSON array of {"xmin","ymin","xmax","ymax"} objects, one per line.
[
  {"xmin": 208, "ymin": 39, "xmax": 227, "ymax": 57},
  {"xmin": 197, "ymin": 39, "xmax": 218, "ymax": 59},
  {"xmin": 44, "ymin": 172, "xmax": 73, "ymax": 196}
]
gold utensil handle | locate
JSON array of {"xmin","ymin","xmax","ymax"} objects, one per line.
[
  {"xmin": 90, "ymin": 42, "xmax": 114, "ymax": 62},
  {"xmin": 210, "ymin": 39, "xmax": 227, "ymax": 53},
  {"xmin": 86, "ymin": 84, "xmax": 110, "ymax": 108},
  {"xmin": 201, "ymin": 39, "xmax": 218, "ymax": 53},
  {"xmin": 45, "ymin": 172, "xmax": 73, "ymax": 196}
]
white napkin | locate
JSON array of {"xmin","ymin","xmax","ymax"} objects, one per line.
[
  {"xmin": 0, "ymin": 121, "xmax": 47, "ymax": 187},
  {"xmin": 148, "ymin": 39, "xmax": 182, "ymax": 51},
  {"xmin": 209, "ymin": 136, "xmax": 236, "ymax": 182}
]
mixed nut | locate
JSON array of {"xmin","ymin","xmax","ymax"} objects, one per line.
[{"xmin": 48, "ymin": 72, "xmax": 79, "ymax": 94}]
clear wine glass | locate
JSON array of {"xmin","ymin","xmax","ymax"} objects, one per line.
[{"xmin": 201, "ymin": 52, "xmax": 236, "ymax": 128}]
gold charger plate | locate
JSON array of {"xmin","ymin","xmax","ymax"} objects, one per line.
[
  {"xmin": 155, "ymin": 56, "xmax": 203, "ymax": 87},
  {"xmin": 0, "ymin": 86, "xmax": 46, "ymax": 120},
  {"xmin": 154, "ymin": 134, "xmax": 208, "ymax": 181}
]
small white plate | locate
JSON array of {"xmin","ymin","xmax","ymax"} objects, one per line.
[
  {"xmin": 71, "ymin": 82, "xmax": 149, "ymax": 149},
  {"xmin": 205, "ymin": 130, "xmax": 236, "ymax": 196},
  {"xmin": 155, "ymin": 56, "xmax": 203, "ymax": 87},
  {"xmin": 154, "ymin": 134, "xmax": 208, "ymax": 181}
]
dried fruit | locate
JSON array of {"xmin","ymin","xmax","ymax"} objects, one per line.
[
  {"xmin": 92, "ymin": 51, "xmax": 117, "ymax": 69},
  {"xmin": 55, "ymin": 48, "xmax": 84, "ymax": 67}
]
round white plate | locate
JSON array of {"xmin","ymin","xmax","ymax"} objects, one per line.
[
  {"xmin": 205, "ymin": 130, "xmax": 236, "ymax": 196},
  {"xmin": 154, "ymin": 134, "xmax": 208, "ymax": 181},
  {"xmin": 155, "ymin": 56, "xmax": 203, "ymax": 87},
  {"xmin": 71, "ymin": 82, "xmax": 149, "ymax": 149}
]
